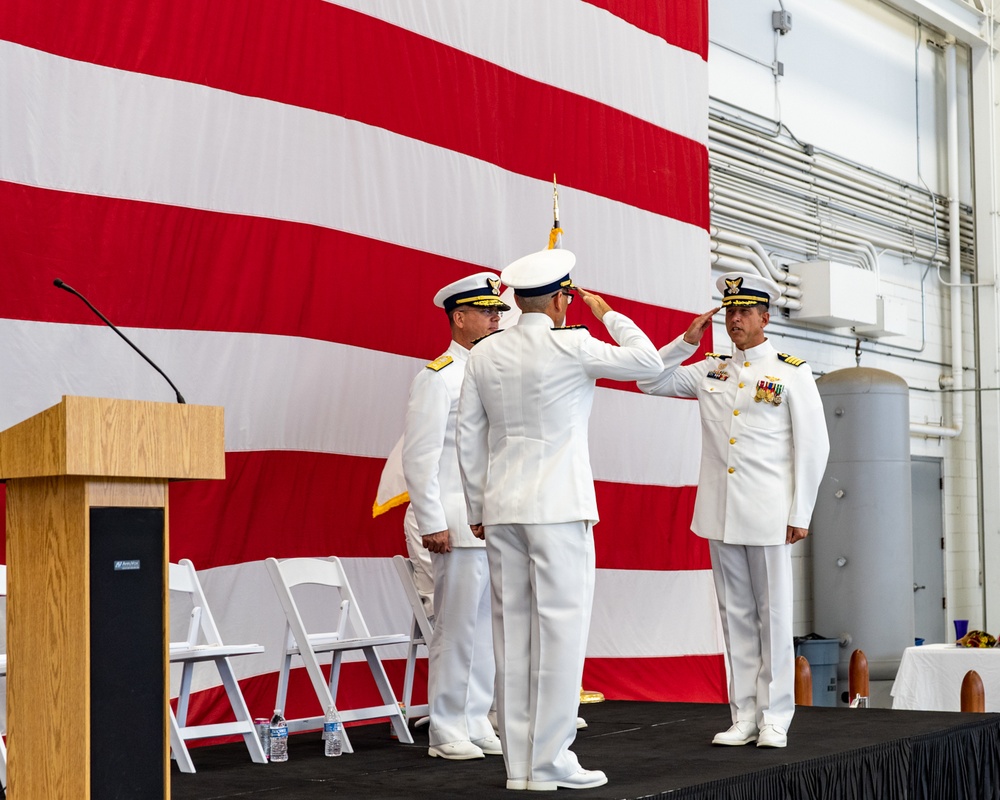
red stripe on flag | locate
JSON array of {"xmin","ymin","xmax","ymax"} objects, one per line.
[
  {"xmin": 0, "ymin": 182, "xmax": 705, "ymax": 371},
  {"xmin": 167, "ymin": 451, "xmax": 706, "ymax": 572},
  {"xmin": 583, "ymin": 654, "xmax": 727, "ymax": 703},
  {"xmin": 582, "ymin": 0, "xmax": 709, "ymax": 60},
  {"xmin": 594, "ymin": 482, "xmax": 708, "ymax": 571},
  {"xmin": 1, "ymin": 0, "xmax": 707, "ymax": 229}
]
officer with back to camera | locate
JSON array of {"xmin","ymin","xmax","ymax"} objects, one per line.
[{"xmin": 456, "ymin": 248, "xmax": 672, "ymax": 790}]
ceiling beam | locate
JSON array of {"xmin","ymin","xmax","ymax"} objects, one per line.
[{"xmin": 883, "ymin": 0, "xmax": 993, "ymax": 46}]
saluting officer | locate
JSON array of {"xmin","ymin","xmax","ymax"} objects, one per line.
[
  {"xmin": 639, "ymin": 272, "xmax": 830, "ymax": 749},
  {"xmin": 456, "ymin": 248, "xmax": 663, "ymax": 791},
  {"xmin": 402, "ymin": 273, "xmax": 509, "ymax": 761}
]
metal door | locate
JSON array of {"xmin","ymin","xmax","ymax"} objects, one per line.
[{"xmin": 911, "ymin": 457, "xmax": 945, "ymax": 644}]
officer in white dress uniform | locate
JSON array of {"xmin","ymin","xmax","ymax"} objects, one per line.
[
  {"xmin": 456, "ymin": 249, "xmax": 663, "ymax": 791},
  {"xmin": 402, "ymin": 273, "xmax": 510, "ymax": 761},
  {"xmin": 638, "ymin": 272, "xmax": 830, "ymax": 749}
]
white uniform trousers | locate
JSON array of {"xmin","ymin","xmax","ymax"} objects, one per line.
[
  {"xmin": 427, "ymin": 547, "xmax": 494, "ymax": 746},
  {"xmin": 486, "ymin": 521, "xmax": 595, "ymax": 783},
  {"xmin": 403, "ymin": 505, "xmax": 435, "ymax": 618},
  {"xmin": 709, "ymin": 539, "xmax": 795, "ymax": 731}
]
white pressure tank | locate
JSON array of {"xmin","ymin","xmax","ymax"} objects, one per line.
[{"xmin": 812, "ymin": 367, "xmax": 914, "ymax": 681}]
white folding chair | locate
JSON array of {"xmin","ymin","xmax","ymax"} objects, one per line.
[
  {"xmin": 168, "ymin": 559, "xmax": 267, "ymax": 773},
  {"xmin": 391, "ymin": 555, "xmax": 434, "ymax": 719},
  {"xmin": 0, "ymin": 565, "xmax": 7, "ymax": 790},
  {"xmin": 265, "ymin": 556, "xmax": 412, "ymax": 754}
]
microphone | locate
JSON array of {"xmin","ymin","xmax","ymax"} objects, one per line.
[{"xmin": 53, "ymin": 279, "xmax": 186, "ymax": 404}]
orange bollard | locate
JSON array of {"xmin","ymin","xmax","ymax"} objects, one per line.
[
  {"xmin": 849, "ymin": 649, "xmax": 870, "ymax": 707},
  {"xmin": 961, "ymin": 670, "xmax": 985, "ymax": 713},
  {"xmin": 795, "ymin": 655, "xmax": 813, "ymax": 706}
]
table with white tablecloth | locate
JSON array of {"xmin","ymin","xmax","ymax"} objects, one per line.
[{"xmin": 891, "ymin": 643, "xmax": 1000, "ymax": 711}]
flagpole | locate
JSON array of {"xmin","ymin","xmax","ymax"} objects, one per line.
[{"xmin": 546, "ymin": 174, "xmax": 604, "ymax": 706}]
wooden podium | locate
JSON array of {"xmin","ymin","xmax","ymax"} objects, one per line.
[{"xmin": 0, "ymin": 396, "xmax": 224, "ymax": 799}]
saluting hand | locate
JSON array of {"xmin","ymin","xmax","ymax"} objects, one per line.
[
  {"xmin": 683, "ymin": 307, "xmax": 721, "ymax": 345},
  {"xmin": 577, "ymin": 287, "xmax": 612, "ymax": 322}
]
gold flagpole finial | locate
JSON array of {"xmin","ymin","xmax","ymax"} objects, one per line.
[
  {"xmin": 548, "ymin": 174, "xmax": 564, "ymax": 250},
  {"xmin": 552, "ymin": 173, "xmax": 560, "ymax": 227}
]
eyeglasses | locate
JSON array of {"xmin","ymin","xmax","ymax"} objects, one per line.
[
  {"xmin": 560, "ymin": 290, "xmax": 575, "ymax": 304},
  {"xmin": 460, "ymin": 305, "xmax": 503, "ymax": 317}
]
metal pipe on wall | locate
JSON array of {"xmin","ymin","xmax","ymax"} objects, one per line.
[{"xmin": 911, "ymin": 40, "xmax": 964, "ymax": 439}]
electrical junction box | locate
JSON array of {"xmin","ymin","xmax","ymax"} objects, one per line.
[
  {"xmin": 853, "ymin": 295, "xmax": 909, "ymax": 338},
  {"xmin": 787, "ymin": 260, "xmax": 878, "ymax": 328},
  {"xmin": 772, "ymin": 10, "xmax": 792, "ymax": 35}
]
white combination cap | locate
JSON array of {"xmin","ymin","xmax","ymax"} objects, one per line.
[
  {"xmin": 433, "ymin": 272, "xmax": 510, "ymax": 312},
  {"xmin": 500, "ymin": 249, "xmax": 576, "ymax": 297},
  {"xmin": 716, "ymin": 272, "xmax": 781, "ymax": 307}
]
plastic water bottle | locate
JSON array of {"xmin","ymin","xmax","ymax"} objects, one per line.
[
  {"xmin": 269, "ymin": 708, "xmax": 289, "ymax": 762},
  {"xmin": 323, "ymin": 705, "xmax": 343, "ymax": 757}
]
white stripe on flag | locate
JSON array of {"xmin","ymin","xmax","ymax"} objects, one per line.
[
  {"xmin": 0, "ymin": 319, "xmax": 703, "ymax": 488},
  {"xmin": 0, "ymin": 40, "xmax": 709, "ymax": 313},
  {"xmin": 589, "ymin": 568, "xmax": 724, "ymax": 658},
  {"xmin": 174, "ymin": 559, "xmax": 722, "ymax": 693},
  {"xmin": 330, "ymin": 0, "xmax": 709, "ymax": 144}
]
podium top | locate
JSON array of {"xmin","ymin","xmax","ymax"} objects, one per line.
[{"xmin": 0, "ymin": 396, "xmax": 225, "ymax": 480}]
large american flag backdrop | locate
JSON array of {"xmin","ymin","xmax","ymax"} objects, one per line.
[{"xmin": 0, "ymin": 0, "xmax": 723, "ymax": 733}]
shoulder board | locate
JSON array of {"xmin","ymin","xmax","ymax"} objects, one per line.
[
  {"xmin": 704, "ymin": 352, "xmax": 731, "ymax": 360},
  {"xmin": 777, "ymin": 353, "xmax": 806, "ymax": 367},
  {"xmin": 552, "ymin": 324, "xmax": 588, "ymax": 331},
  {"xmin": 425, "ymin": 355, "xmax": 454, "ymax": 371},
  {"xmin": 471, "ymin": 330, "xmax": 502, "ymax": 346}
]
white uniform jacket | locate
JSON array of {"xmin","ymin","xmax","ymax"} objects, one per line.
[
  {"xmin": 639, "ymin": 337, "xmax": 830, "ymax": 546},
  {"xmin": 457, "ymin": 311, "xmax": 662, "ymax": 526},
  {"xmin": 402, "ymin": 340, "xmax": 481, "ymax": 548}
]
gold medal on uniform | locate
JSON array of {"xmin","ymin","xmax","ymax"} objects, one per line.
[{"xmin": 754, "ymin": 378, "xmax": 784, "ymax": 405}]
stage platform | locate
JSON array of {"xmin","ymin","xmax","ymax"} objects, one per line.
[{"xmin": 165, "ymin": 701, "xmax": 1000, "ymax": 799}]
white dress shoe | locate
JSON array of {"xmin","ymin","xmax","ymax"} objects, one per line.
[
  {"xmin": 756, "ymin": 724, "xmax": 788, "ymax": 748},
  {"xmin": 576, "ymin": 716, "xmax": 587, "ymax": 730},
  {"xmin": 427, "ymin": 740, "xmax": 485, "ymax": 760},
  {"xmin": 526, "ymin": 769, "xmax": 608, "ymax": 791},
  {"xmin": 712, "ymin": 721, "xmax": 759, "ymax": 746},
  {"xmin": 507, "ymin": 778, "xmax": 528, "ymax": 790},
  {"xmin": 471, "ymin": 734, "xmax": 503, "ymax": 755}
]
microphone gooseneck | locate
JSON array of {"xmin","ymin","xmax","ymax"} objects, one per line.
[{"xmin": 53, "ymin": 278, "xmax": 187, "ymax": 404}]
